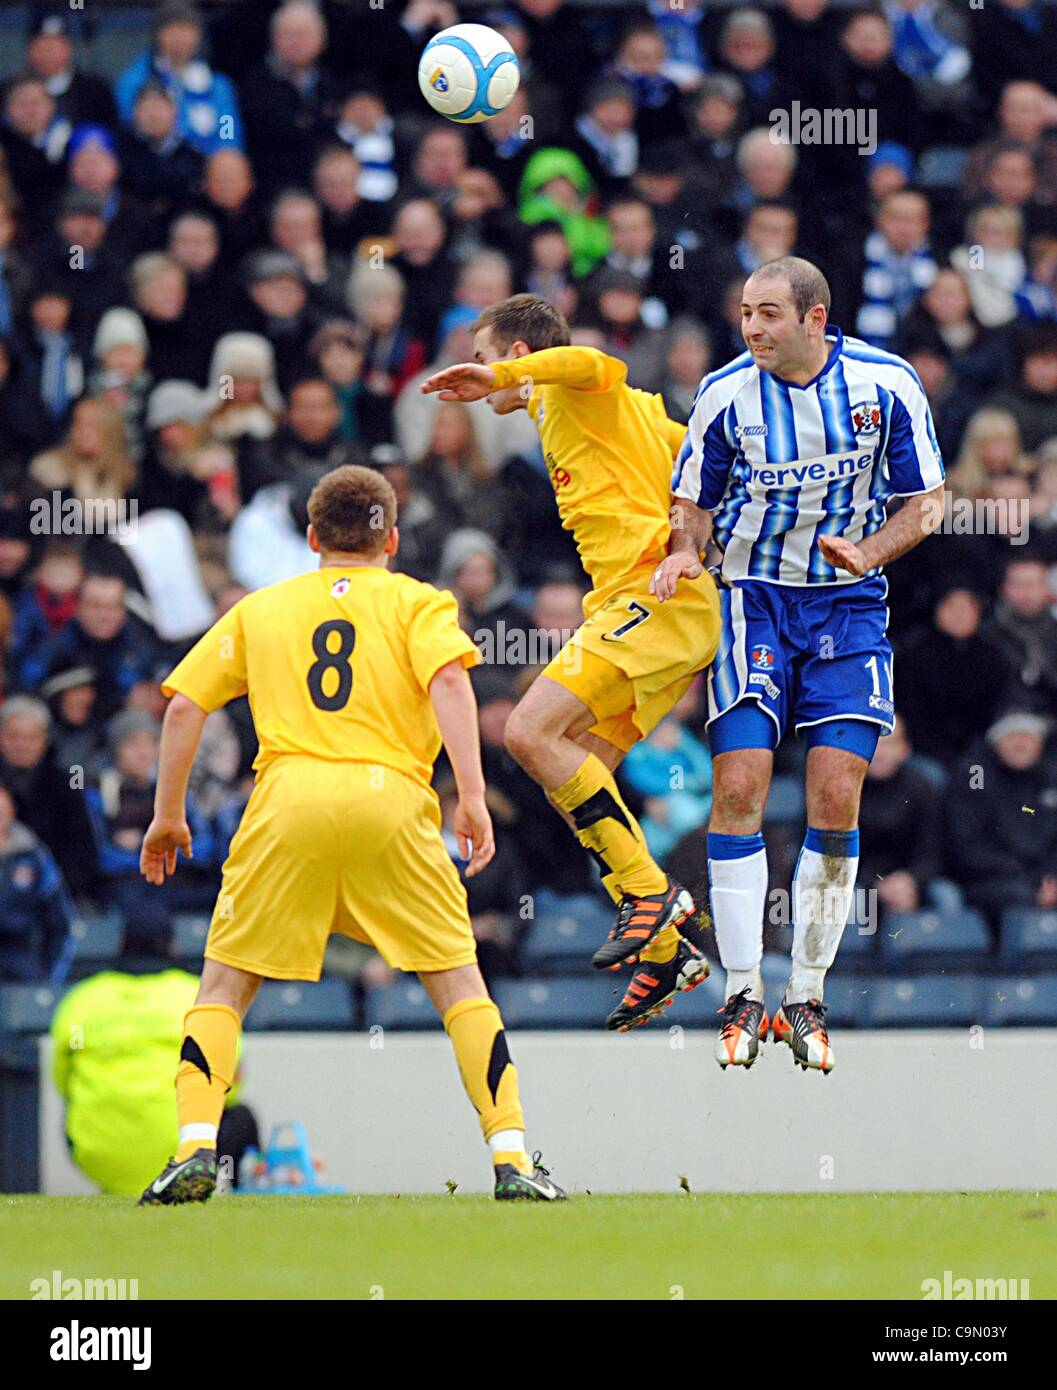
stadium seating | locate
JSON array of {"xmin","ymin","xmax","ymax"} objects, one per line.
[
  {"xmin": 491, "ymin": 975, "xmax": 624, "ymax": 1030},
  {"xmin": 998, "ymin": 908, "xmax": 1057, "ymax": 971},
  {"xmin": 0, "ymin": 984, "xmax": 64, "ymax": 1036},
  {"xmin": 815, "ymin": 977, "xmax": 870, "ymax": 1029},
  {"xmin": 878, "ymin": 908, "xmax": 991, "ymax": 970},
  {"xmin": 648, "ymin": 968, "xmax": 727, "ymax": 1025},
  {"xmin": 863, "ymin": 976, "xmax": 981, "ymax": 1028},
  {"xmin": 983, "ymin": 976, "xmax": 1057, "ymax": 1027},
  {"xmin": 521, "ymin": 889, "xmax": 612, "ymax": 973},
  {"xmin": 69, "ymin": 912, "xmax": 124, "ymax": 963},
  {"xmin": 171, "ymin": 914, "xmax": 211, "ymax": 965},
  {"xmin": 363, "ymin": 979, "xmax": 440, "ymax": 1031},
  {"xmin": 243, "ymin": 980, "xmax": 355, "ymax": 1032}
]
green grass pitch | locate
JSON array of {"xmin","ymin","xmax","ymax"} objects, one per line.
[{"xmin": 4, "ymin": 1192, "xmax": 1056, "ymax": 1299}]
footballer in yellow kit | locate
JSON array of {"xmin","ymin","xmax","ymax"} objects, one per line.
[
  {"xmin": 422, "ymin": 294, "xmax": 721, "ymax": 1033},
  {"xmin": 164, "ymin": 561, "xmax": 479, "ymax": 982},
  {"xmin": 137, "ymin": 466, "xmax": 566, "ymax": 1206}
]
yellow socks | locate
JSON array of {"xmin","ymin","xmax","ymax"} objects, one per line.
[
  {"xmin": 551, "ymin": 753, "xmax": 668, "ymax": 898},
  {"xmin": 443, "ymin": 997, "xmax": 525, "ymax": 1156},
  {"xmin": 174, "ymin": 1004, "xmax": 240, "ymax": 1160},
  {"xmin": 640, "ymin": 924, "xmax": 680, "ymax": 963}
]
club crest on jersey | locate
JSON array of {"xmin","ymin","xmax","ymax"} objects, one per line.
[
  {"xmin": 850, "ymin": 400, "xmax": 881, "ymax": 441},
  {"xmin": 428, "ymin": 67, "xmax": 449, "ymax": 93},
  {"xmin": 331, "ymin": 577, "xmax": 351, "ymax": 597},
  {"xmin": 751, "ymin": 643, "xmax": 775, "ymax": 669}
]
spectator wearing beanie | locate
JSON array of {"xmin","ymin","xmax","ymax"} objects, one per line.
[
  {"xmin": 89, "ymin": 307, "xmax": 153, "ymax": 465},
  {"xmin": 943, "ymin": 710, "xmax": 1057, "ymax": 931},
  {"xmin": 85, "ymin": 708, "xmax": 215, "ymax": 955},
  {"xmin": 0, "ymin": 782, "xmax": 75, "ymax": 984},
  {"xmin": 25, "ymin": 9, "xmax": 117, "ymax": 130},
  {"xmin": 65, "ymin": 122, "xmax": 160, "ymax": 256},
  {"xmin": 117, "ymin": 79, "xmax": 204, "ymax": 217},
  {"xmin": 29, "ymin": 192, "xmax": 126, "ymax": 352},
  {"xmin": 895, "ymin": 582, "xmax": 1015, "ymax": 765},
  {"xmin": 140, "ymin": 379, "xmax": 220, "ymax": 523}
]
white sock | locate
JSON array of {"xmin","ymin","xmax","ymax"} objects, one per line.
[
  {"xmin": 488, "ymin": 1129, "xmax": 528, "ymax": 1159},
  {"xmin": 788, "ymin": 828, "xmax": 859, "ymax": 1003},
  {"xmin": 708, "ymin": 832, "xmax": 767, "ymax": 1002}
]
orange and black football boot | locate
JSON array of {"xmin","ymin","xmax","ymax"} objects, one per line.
[
  {"xmin": 772, "ymin": 997, "xmax": 834, "ymax": 1072},
  {"xmin": 714, "ymin": 987, "xmax": 769, "ymax": 1069},
  {"xmin": 591, "ymin": 880, "xmax": 702, "ymax": 969},
  {"xmin": 605, "ymin": 938, "xmax": 710, "ymax": 1031}
]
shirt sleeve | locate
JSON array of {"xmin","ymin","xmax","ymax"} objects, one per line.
[
  {"xmin": 673, "ymin": 377, "xmax": 739, "ymax": 510},
  {"xmin": 490, "ymin": 346, "xmax": 627, "ymax": 395},
  {"xmin": 406, "ymin": 587, "xmax": 481, "ymax": 692},
  {"xmin": 885, "ymin": 375, "xmax": 946, "ymax": 496},
  {"xmin": 161, "ymin": 604, "xmax": 248, "ymax": 711}
]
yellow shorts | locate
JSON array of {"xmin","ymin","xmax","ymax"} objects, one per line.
[
  {"xmin": 542, "ymin": 567, "xmax": 721, "ymax": 752},
  {"xmin": 205, "ymin": 757, "xmax": 477, "ymax": 981}
]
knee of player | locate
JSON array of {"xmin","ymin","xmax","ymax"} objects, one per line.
[
  {"xmin": 503, "ymin": 708, "xmax": 539, "ymax": 769},
  {"xmin": 713, "ymin": 771, "xmax": 767, "ymax": 826},
  {"xmin": 808, "ymin": 776, "xmax": 862, "ymax": 829}
]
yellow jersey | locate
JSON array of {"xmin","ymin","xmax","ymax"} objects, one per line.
[
  {"xmin": 489, "ymin": 346, "xmax": 686, "ymax": 615},
  {"xmin": 162, "ymin": 566, "xmax": 480, "ymax": 789}
]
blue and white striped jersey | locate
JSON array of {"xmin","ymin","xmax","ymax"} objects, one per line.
[{"xmin": 673, "ymin": 327, "xmax": 945, "ymax": 586}]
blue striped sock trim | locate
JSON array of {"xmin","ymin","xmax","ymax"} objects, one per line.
[
  {"xmin": 707, "ymin": 831, "xmax": 766, "ymax": 861},
  {"xmin": 804, "ymin": 827, "xmax": 859, "ymax": 857}
]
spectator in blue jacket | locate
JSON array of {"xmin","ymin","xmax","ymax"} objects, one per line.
[
  {"xmin": 115, "ymin": 0, "xmax": 243, "ymax": 157},
  {"xmin": 622, "ymin": 698, "xmax": 713, "ymax": 862},
  {"xmin": 19, "ymin": 573, "xmax": 159, "ymax": 723},
  {"xmin": 85, "ymin": 709, "xmax": 214, "ymax": 956},
  {"xmin": 0, "ymin": 784, "xmax": 75, "ymax": 983}
]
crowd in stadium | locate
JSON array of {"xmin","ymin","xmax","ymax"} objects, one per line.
[{"xmin": 0, "ymin": 0, "xmax": 1056, "ymax": 993}]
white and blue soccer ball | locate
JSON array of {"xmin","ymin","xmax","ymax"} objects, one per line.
[{"xmin": 418, "ymin": 23, "xmax": 520, "ymax": 124}]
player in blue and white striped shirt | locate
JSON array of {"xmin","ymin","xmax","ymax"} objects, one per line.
[{"xmin": 651, "ymin": 256, "xmax": 946, "ymax": 1073}]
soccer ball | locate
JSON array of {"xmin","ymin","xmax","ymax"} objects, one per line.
[{"xmin": 418, "ymin": 23, "xmax": 520, "ymax": 125}]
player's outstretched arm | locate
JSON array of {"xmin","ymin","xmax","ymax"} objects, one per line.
[
  {"xmin": 651, "ymin": 498, "xmax": 713, "ymax": 602},
  {"xmin": 140, "ymin": 693, "xmax": 208, "ymax": 885},
  {"xmin": 420, "ymin": 363, "xmax": 497, "ymax": 401},
  {"xmin": 429, "ymin": 660, "xmax": 495, "ymax": 878},
  {"xmin": 818, "ymin": 483, "xmax": 946, "ymax": 576}
]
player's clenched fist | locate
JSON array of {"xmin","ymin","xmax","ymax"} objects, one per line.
[
  {"xmin": 455, "ymin": 794, "xmax": 495, "ymax": 877},
  {"xmin": 650, "ymin": 552, "xmax": 703, "ymax": 602},
  {"xmin": 420, "ymin": 363, "xmax": 497, "ymax": 402},
  {"xmin": 140, "ymin": 816, "xmax": 193, "ymax": 885}
]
